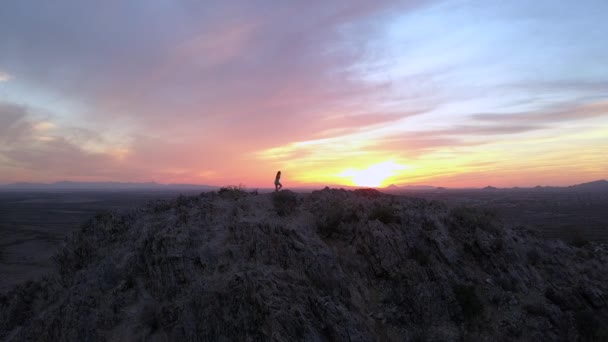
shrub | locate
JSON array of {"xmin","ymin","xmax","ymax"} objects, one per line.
[
  {"xmin": 575, "ymin": 309, "xmax": 608, "ymax": 341},
  {"xmin": 453, "ymin": 284, "xmax": 484, "ymax": 321},
  {"xmin": 369, "ymin": 204, "xmax": 400, "ymax": 224},
  {"xmin": 498, "ymin": 275, "xmax": 517, "ymax": 292},
  {"xmin": 272, "ymin": 190, "xmax": 298, "ymax": 216},
  {"xmin": 148, "ymin": 200, "xmax": 174, "ymax": 213},
  {"xmin": 176, "ymin": 194, "xmax": 194, "ymax": 207},
  {"xmin": 544, "ymin": 287, "xmax": 579, "ymax": 311},
  {"xmin": 491, "ymin": 237, "xmax": 504, "ymax": 251},
  {"xmin": 218, "ymin": 184, "xmax": 247, "ymax": 200},
  {"xmin": 0, "ymin": 281, "xmax": 41, "ymax": 333},
  {"xmin": 316, "ymin": 199, "xmax": 358, "ymax": 237},
  {"xmin": 352, "ymin": 188, "xmax": 383, "ymax": 198},
  {"xmin": 410, "ymin": 245, "xmax": 429, "ymax": 266},
  {"xmin": 524, "ymin": 303, "xmax": 547, "ymax": 317},
  {"xmin": 527, "ymin": 248, "xmax": 541, "ymax": 265},
  {"xmin": 421, "ymin": 217, "xmax": 437, "ymax": 231},
  {"xmin": 54, "ymin": 235, "xmax": 96, "ymax": 283},
  {"xmin": 449, "ymin": 207, "xmax": 498, "ymax": 233},
  {"xmin": 570, "ymin": 235, "xmax": 590, "ymax": 248},
  {"xmin": 140, "ymin": 303, "xmax": 161, "ymax": 333}
]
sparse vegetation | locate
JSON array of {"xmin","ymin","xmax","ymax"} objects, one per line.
[
  {"xmin": 176, "ymin": 194, "xmax": 193, "ymax": 207},
  {"xmin": 421, "ymin": 217, "xmax": 437, "ymax": 231},
  {"xmin": 453, "ymin": 284, "xmax": 484, "ymax": 321},
  {"xmin": 53, "ymin": 234, "xmax": 97, "ymax": 282},
  {"xmin": 218, "ymin": 184, "xmax": 247, "ymax": 199},
  {"xmin": 315, "ymin": 198, "xmax": 359, "ymax": 237},
  {"xmin": 368, "ymin": 203, "xmax": 400, "ymax": 224},
  {"xmin": 527, "ymin": 248, "xmax": 541, "ymax": 265},
  {"xmin": 148, "ymin": 199, "xmax": 174, "ymax": 213},
  {"xmin": 498, "ymin": 275, "xmax": 517, "ymax": 292},
  {"xmin": 449, "ymin": 206, "xmax": 499, "ymax": 233},
  {"xmin": 524, "ymin": 302, "xmax": 547, "ymax": 317},
  {"xmin": 2, "ymin": 188, "xmax": 608, "ymax": 341},
  {"xmin": 140, "ymin": 302, "xmax": 161, "ymax": 333},
  {"xmin": 570, "ymin": 234, "xmax": 590, "ymax": 248},
  {"xmin": 352, "ymin": 188, "xmax": 383, "ymax": 198},
  {"xmin": 272, "ymin": 190, "xmax": 298, "ymax": 216},
  {"xmin": 409, "ymin": 245, "xmax": 429, "ymax": 266},
  {"xmin": 575, "ymin": 309, "xmax": 608, "ymax": 341}
]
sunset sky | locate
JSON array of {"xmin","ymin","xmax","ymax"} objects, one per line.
[{"xmin": 1, "ymin": 0, "xmax": 607, "ymax": 188}]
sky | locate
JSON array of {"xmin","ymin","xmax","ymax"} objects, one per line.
[{"xmin": 1, "ymin": 0, "xmax": 607, "ymax": 188}]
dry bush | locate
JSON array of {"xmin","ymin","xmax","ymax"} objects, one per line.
[
  {"xmin": 409, "ymin": 245, "xmax": 430, "ymax": 266},
  {"xmin": 0, "ymin": 281, "xmax": 42, "ymax": 335},
  {"xmin": 352, "ymin": 188, "xmax": 383, "ymax": 198},
  {"xmin": 453, "ymin": 284, "xmax": 484, "ymax": 321},
  {"xmin": 315, "ymin": 199, "xmax": 359, "ymax": 237},
  {"xmin": 272, "ymin": 190, "xmax": 298, "ymax": 216},
  {"xmin": 448, "ymin": 206, "xmax": 499, "ymax": 233},
  {"xmin": 527, "ymin": 248, "xmax": 541, "ymax": 265},
  {"xmin": 54, "ymin": 235, "xmax": 97, "ymax": 283},
  {"xmin": 575, "ymin": 309, "xmax": 608, "ymax": 341},
  {"xmin": 218, "ymin": 184, "xmax": 247, "ymax": 199},
  {"xmin": 570, "ymin": 235, "xmax": 590, "ymax": 248},
  {"xmin": 368, "ymin": 203, "xmax": 400, "ymax": 224}
]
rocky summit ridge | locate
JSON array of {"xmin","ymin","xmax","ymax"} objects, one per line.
[{"xmin": 1, "ymin": 188, "xmax": 607, "ymax": 341}]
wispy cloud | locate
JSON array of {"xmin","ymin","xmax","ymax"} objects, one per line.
[
  {"xmin": 256, "ymin": 97, "xmax": 608, "ymax": 186},
  {"xmin": 471, "ymin": 101, "xmax": 608, "ymax": 124},
  {"xmin": 0, "ymin": 1, "xmax": 607, "ymax": 186},
  {"xmin": 0, "ymin": 70, "xmax": 10, "ymax": 82},
  {"xmin": 0, "ymin": 103, "xmax": 30, "ymax": 144},
  {"xmin": 0, "ymin": 102, "xmax": 134, "ymax": 182}
]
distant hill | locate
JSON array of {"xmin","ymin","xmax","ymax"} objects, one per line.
[
  {"xmin": 0, "ymin": 181, "xmax": 216, "ymax": 191},
  {"xmin": 2, "ymin": 179, "xmax": 607, "ymax": 192},
  {"xmin": 2, "ymin": 188, "xmax": 607, "ymax": 340},
  {"xmin": 384, "ymin": 184, "xmax": 437, "ymax": 190},
  {"xmin": 568, "ymin": 180, "xmax": 608, "ymax": 192}
]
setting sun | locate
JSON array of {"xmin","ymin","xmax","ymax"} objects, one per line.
[
  {"xmin": 338, "ymin": 161, "xmax": 407, "ymax": 187},
  {"xmin": 0, "ymin": 1, "xmax": 606, "ymax": 189}
]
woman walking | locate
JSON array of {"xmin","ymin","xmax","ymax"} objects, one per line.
[{"xmin": 274, "ymin": 171, "xmax": 282, "ymax": 191}]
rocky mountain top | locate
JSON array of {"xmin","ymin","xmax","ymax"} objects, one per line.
[{"xmin": 2, "ymin": 188, "xmax": 607, "ymax": 341}]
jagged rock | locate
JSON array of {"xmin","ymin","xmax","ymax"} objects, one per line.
[{"xmin": 1, "ymin": 189, "xmax": 608, "ymax": 341}]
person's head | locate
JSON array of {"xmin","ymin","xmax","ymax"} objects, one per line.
[{"xmin": 276, "ymin": 170, "xmax": 281, "ymax": 176}]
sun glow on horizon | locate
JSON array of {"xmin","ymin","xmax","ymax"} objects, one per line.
[
  {"xmin": 1, "ymin": 2, "xmax": 607, "ymax": 187},
  {"xmin": 338, "ymin": 161, "xmax": 408, "ymax": 187}
]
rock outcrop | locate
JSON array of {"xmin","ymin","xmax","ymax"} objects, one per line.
[{"xmin": 2, "ymin": 188, "xmax": 607, "ymax": 341}]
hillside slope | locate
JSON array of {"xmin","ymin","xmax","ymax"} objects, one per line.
[{"xmin": 2, "ymin": 188, "xmax": 607, "ymax": 341}]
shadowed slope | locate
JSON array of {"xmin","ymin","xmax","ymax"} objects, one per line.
[{"xmin": 1, "ymin": 189, "xmax": 608, "ymax": 341}]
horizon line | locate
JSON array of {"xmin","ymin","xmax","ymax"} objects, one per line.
[{"xmin": 0, "ymin": 179, "xmax": 606, "ymax": 191}]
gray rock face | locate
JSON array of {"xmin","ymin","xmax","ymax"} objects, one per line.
[{"xmin": 2, "ymin": 189, "xmax": 608, "ymax": 341}]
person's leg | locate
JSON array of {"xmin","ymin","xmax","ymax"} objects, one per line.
[{"xmin": 278, "ymin": 182, "xmax": 282, "ymax": 190}]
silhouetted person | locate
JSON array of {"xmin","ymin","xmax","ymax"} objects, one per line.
[{"xmin": 274, "ymin": 171, "xmax": 282, "ymax": 191}]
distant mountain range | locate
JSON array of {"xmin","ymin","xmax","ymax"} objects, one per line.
[
  {"xmin": 567, "ymin": 179, "xmax": 608, "ymax": 191},
  {"xmin": 385, "ymin": 184, "xmax": 438, "ymax": 190},
  {"xmin": 0, "ymin": 181, "xmax": 217, "ymax": 191},
  {"xmin": 383, "ymin": 180, "xmax": 608, "ymax": 192},
  {"xmin": 1, "ymin": 180, "xmax": 606, "ymax": 192}
]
